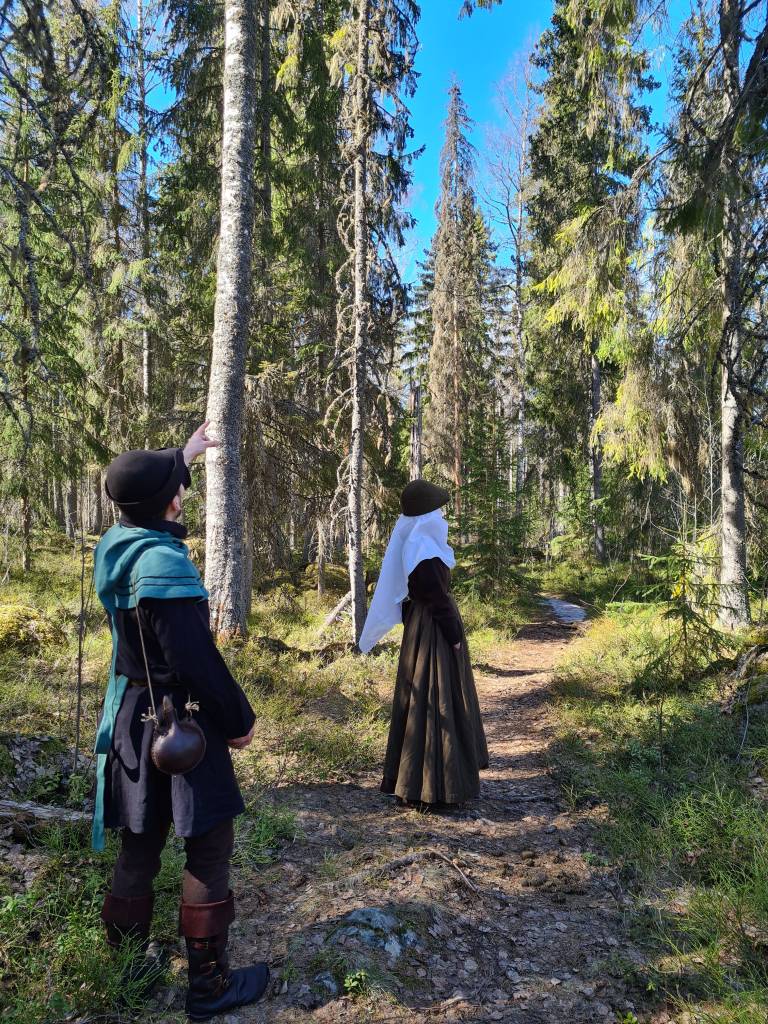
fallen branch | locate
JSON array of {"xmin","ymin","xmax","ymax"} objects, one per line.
[
  {"xmin": 0, "ymin": 799, "xmax": 90, "ymax": 829},
  {"xmin": 346, "ymin": 846, "xmax": 479, "ymax": 894},
  {"xmin": 321, "ymin": 590, "xmax": 352, "ymax": 631}
]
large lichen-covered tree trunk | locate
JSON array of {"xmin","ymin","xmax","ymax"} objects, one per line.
[
  {"xmin": 205, "ymin": 0, "xmax": 258, "ymax": 637},
  {"xmin": 718, "ymin": 0, "xmax": 749, "ymax": 629}
]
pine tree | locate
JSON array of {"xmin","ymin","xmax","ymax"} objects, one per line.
[
  {"xmin": 424, "ymin": 83, "xmax": 506, "ymax": 553},
  {"xmin": 331, "ymin": 0, "xmax": 418, "ymax": 643},
  {"xmin": 527, "ymin": 2, "xmax": 650, "ymax": 562}
]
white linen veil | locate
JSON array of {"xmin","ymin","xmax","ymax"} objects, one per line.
[{"xmin": 358, "ymin": 508, "xmax": 455, "ymax": 654}]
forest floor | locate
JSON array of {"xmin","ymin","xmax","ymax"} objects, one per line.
[
  {"xmin": 8, "ymin": 547, "xmax": 763, "ymax": 1023},
  {"xmin": 207, "ymin": 603, "xmax": 665, "ymax": 1024}
]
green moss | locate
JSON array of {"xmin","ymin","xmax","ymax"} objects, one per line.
[
  {"xmin": 302, "ymin": 562, "xmax": 350, "ymax": 594},
  {"xmin": 0, "ymin": 605, "xmax": 59, "ymax": 651}
]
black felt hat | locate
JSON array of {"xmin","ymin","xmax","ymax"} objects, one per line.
[
  {"xmin": 400, "ymin": 479, "xmax": 450, "ymax": 517},
  {"xmin": 105, "ymin": 447, "xmax": 191, "ymax": 519}
]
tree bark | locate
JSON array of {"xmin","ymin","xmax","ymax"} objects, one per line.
[
  {"xmin": 317, "ymin": 514, "xmax": 327, "ymax": 596},
  {"xmin": 409, "ymin": 378, "xmax": 423, "ymax": 480},
  {"xmin": 91, "ymin": 469, "xmax": 104, "ymax": 535},
  {"xmin": 53, "ymin": 474, "xmax": 65, "ymax": 531},
  {"xmin": 452, "ymin": 290, "xmax": 463, "ymax": 526},
  {"xmin": 347, "ymin": 0, "xmax": 371, "ymax": 645},
  {"xmin": 718, "ymin": 0, "xmax": 750, "ymax": 628},
  {"xmin": 512, "ymin": 182, "xmax": 526, "ymax": 516},
  {"xmin": 589, "ymin": 343, "xmax": 605, "ymax": 563},
  {"xmin": 65, "ymin": 480, "xmax": 78, "ymax": 541},
  {"xmin": 205, "ymin": 0, "xmax": 258, "ymax": 637},
  {"xmin": 137, "ymin": 0, "xmax": 152, "ymax": 430}
]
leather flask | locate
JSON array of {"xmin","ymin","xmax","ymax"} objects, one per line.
[{"xmin": 151, "ymin": 695, "xmax": 206, "ymax": 775}]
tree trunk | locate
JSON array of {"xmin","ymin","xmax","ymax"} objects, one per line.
[
  {"xmin": 718, "ymin": 0, "xmax": 750, "ymax": 628},
  {"xmin": 409, "ymin": 378, "xmax": 423, "ymax": 480},
  {"xmin": 65, "ymin": 480, "xmax": 78, "ymax": 541},
  {"xmin": 91, "ymin": 469, "xmax": 104, "ymax": 535},
  {"xmin": 514, "ymin": 358, "xmax": 526, "ymax": 517},
  {"xmin": 17, "ymin": 92, "xmax": 37, "ymax": 574},
  {"xmin": 259, "ymin": 0, "xmax": 271, "ymax": 227},
  {"xmin": 511, "ymin": 136, "xmax": 527, "ymax": 517},
  {"xmin": 204, "ymin": 0, "xmax": 258, "ymax": 637},
  {"xmin": 589, "ymin": 343, "xmax": 605, "ymax": 563},
  {"xmin": 347, "ymin": 0, "xmax": 371, "ymax": 645},
  {"xmin": 53, "ymin": 475, "xmax": 65, "ymax": 531},
  {"xmin": 317, "ymin": 514, "xmax": 327, "ymax": 596},
  {"xmin": 452, "ymin": 291, "xmax": 463, "ymax": 526},
  {"xmin": 137, "ymin": 0, "xmax": 152, "ymax": 431}
]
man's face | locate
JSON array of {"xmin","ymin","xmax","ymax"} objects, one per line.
[{"xmin": 166, "ymin": 484, "xmax": 185, "ymax": 521}]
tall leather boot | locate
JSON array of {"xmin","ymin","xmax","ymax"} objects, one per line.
[
  {"xmin": 101, "ymin": 892, "xmax": 167, "ymax": 995},
  {"xmin": 180, "ymin": 892, "xmax": 269, "ymax": 1022}
]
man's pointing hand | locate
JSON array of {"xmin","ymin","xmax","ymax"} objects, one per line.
[{"xmin": 183, "ymin": 421, "xmax": 220, "ymax": 466}]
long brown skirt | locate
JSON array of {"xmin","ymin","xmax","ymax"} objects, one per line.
[{"xmin": 381, "ymin": 599, "xmax": 489, "ymax": 805}]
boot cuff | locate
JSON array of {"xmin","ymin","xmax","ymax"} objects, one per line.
[
  {"xmin": 179, "ymin": 891, "xmax": 236, "ymax": 938},
  {"xmin": 101, "ymin": 892, "xmax": 154, "ymax": 929}
]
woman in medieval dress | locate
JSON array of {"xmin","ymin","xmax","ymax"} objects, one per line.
[{"xmin": 359, "ymin": 479, "xmax": 488, "ymax": 808}]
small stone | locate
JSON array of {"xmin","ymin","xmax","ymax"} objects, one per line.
[
  {"xmin": 345, "ymin": 907, "xmax": 398, "ymax": 932},
  {"xmin": 314, "ymin": 971, "xmax": 339, "ymax": 997},
  {"xmin": 464, "ymin": 957, "xmax": 478, "ymax": 972}
]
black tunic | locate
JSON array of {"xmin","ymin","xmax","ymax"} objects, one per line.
[{"xmin": 103, "ymin": 519, "xmax": 255, "ymax": 838}]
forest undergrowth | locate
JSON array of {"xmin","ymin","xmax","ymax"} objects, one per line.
[
  {"xmin": 0, "ymin": 533, "xmax": 533, "ymax": 1023},
  {"xmin": 548, "ymin": 585, "xmax": 768, "ymax": 1024},
  {"xmin": 4, "ymin": 536, "xmax": 768, "ymax": 1023}
]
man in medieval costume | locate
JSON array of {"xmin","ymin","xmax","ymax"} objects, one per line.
[
  {"xmin": 358, "ymin": 479, "xmax": 489, "ymax": 807},
  {"xmin": 93, "ymin": 423, "xmax": 269, "ymax": 1021}
]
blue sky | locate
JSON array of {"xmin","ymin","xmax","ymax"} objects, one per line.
[{"xmin": 402, "ymin": 0, "xmax": 691, "ymax": 284}]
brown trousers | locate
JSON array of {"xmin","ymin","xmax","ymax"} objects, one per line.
[{"xmin": 110, "ymin": 817, "xmax": 234, "ymax": 905}]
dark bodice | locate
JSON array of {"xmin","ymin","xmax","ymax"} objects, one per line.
[{"xmin": 402, "ymin": 556, "xmax": 462, "ymax": 646}]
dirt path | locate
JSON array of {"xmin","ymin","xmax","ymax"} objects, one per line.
[{"xmin": 229, "ymin": 608, "xmax": 656, "ymax": 1024}]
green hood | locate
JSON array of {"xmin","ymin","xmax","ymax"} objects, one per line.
[{"xmin": 94, "ymin": 523, "xmax": 207, "ymax": 613}]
